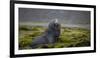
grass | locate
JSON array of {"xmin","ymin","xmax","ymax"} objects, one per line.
[{"xmin": 19, "ymin": 25, "xmax": 90, "ymax": 49}]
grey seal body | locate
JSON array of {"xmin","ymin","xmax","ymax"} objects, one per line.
[{"xmin": 30, "ymin": 19, "xmax": 61, "ymax": 48}]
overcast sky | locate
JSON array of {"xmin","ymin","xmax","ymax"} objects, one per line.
[{"xmin": 19, "ymin": 8, "xmax": 90, "ymax": 24}]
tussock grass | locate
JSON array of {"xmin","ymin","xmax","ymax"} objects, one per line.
[{"xmin": 19, "ymin": 26, "xmax": 90, "ymax": 49}]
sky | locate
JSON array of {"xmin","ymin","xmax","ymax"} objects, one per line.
[{"xmin": 19, "ymin": 8, "xmax": 90, "ymax": 25}]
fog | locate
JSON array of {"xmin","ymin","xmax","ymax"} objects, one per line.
[{"xmin": 19, "ymin": 8, "xmax": 90, "ymax": 29}]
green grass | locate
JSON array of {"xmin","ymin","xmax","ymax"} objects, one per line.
[{"xmin": 19, "ymin": 26, "xmax": 90, "ymax": 49}]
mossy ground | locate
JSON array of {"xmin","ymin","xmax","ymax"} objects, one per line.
[{"xmin": 19, "ymin": 26, "xmax": 90, "ymax": 50}]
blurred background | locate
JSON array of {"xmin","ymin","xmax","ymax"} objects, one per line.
[{"xmin": 19, "ymin": 8, "xmax": 90, "ymax": 29}]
